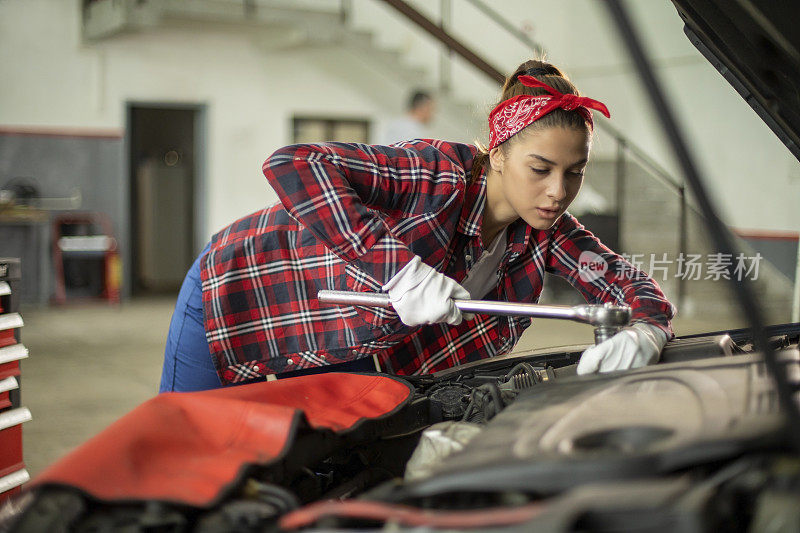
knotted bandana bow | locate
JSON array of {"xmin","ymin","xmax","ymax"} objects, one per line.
[{"xmin": 488, "ymin": 75, "xmax": 611, "ymax": 149}]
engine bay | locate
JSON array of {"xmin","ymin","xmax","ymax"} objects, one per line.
[{"xmin": 5, "ymin": 324, "xmax": 800, "ymax": 532}]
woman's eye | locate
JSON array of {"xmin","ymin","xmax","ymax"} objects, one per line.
[
  {"xmin": 569, "ymin": 170, "xmax": 586, "ymax": 177},
  {"xmin": 531, "ymin": 167, "xmax": 549, "ymax": 175}
]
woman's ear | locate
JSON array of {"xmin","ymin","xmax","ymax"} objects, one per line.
[{"xmin": 489, "ymin": 147, "xmax": 505, "ymax": 173}]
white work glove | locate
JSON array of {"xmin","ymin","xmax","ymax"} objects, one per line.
[
  {"xmin": 383, "ymin": 256, "xmax": 472, "ymax": 326},
  {"xmin": 577, "ymin": 322, "xmax": 668, "ymax": 375}
]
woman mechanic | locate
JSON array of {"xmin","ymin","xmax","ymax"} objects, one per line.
[{"xmin": 159, "ymin": 59, "xmax": 675, "ymax": 393}]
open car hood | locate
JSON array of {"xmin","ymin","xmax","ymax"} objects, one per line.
[{"xmin": 670, "ymin": 0, "xmax": 800, "ymax": 161}]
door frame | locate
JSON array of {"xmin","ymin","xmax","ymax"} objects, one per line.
[{"xmin": 124, "ymin": 101, "xmax": 208, "ymax": 294}]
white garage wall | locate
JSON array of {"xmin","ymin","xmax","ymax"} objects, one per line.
[
  {"xmin": 1, "ymin": 0, "xmax": 799, "ymax": 239},
  {"xmin": 0, "ymin": 0, "xmax": 480, "ymax": 243}
]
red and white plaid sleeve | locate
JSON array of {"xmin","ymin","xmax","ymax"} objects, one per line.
[
  {"xmin": 545, "ymin": 212, "xmax": 676, "ymax": 338},
  {"xmin": 263, "ymin": 141, "xmax": 464, "ymax": 286}
]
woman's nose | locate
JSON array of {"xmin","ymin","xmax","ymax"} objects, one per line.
[{"xmin": 546, "ymin": 173, "xmax": 567, "ymax": 201}]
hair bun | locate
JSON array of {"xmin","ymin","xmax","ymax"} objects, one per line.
[{"xmin": 523, "ymin": 67, "xmax": 555, "ymax": 77}]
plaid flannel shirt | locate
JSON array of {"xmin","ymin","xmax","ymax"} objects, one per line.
[{"xmin": 201, "ymin": 139, "xmax": 675, "ymax": 385}]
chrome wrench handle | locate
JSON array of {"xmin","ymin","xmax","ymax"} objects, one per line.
[{"xmin": 318, "ymin": 290, "xmax": 630, "ymax": 344}]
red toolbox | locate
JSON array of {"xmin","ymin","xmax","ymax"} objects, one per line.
[{"xmin": 0, "ymin": 258, "xmax": 29, "ymax": 501}]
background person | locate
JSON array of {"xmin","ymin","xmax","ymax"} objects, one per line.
[
  {"xmin": 160, "ymin": 59, "xmax": 675, "ymax": 393},
  {"xmin": 379, "ymin": 90, "xmax": 436, "ymax": 144}
]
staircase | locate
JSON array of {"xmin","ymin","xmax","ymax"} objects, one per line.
[{"xmin": 81, "ymin": 0, "xmax": 484, "ymax": 142}]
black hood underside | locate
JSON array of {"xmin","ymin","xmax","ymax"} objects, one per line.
[{"xmin": 671, "ymin": 0, "xmax": 800, "ymax": 161}]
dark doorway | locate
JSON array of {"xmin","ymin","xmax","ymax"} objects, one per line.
[{"xmin": 128, "ymin": 105, "xmax": 202, "ymax": 295}]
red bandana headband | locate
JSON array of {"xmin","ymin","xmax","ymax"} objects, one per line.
[{"xmin": 488, "ymin": 75, "xmax": 611, "ymax": 149}]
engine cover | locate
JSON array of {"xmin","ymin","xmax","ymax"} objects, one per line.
[{"xmin": 408, "ymin": 350, "xmax": 797, "ymax": 496}]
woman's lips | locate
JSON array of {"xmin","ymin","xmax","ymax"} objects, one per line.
[{"xmin": 536, "ymin": 207, "xmax": 560, "ymax": 219}]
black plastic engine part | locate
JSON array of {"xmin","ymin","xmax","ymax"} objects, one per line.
[
  {"xmin": 428, "ymin": 383, "xmax": 472, "ymax": 420},
  {"xmin": 405, "ymin": 352, "xmax": 792, "ymax": 498},
  {"xmin": 660, "ymin": 333, "xmax": 743, "ymax": 363}
]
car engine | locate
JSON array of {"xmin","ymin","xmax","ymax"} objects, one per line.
[{"xmin": 4, "ymin": 324, "xmax": 800, "ymax": 532}]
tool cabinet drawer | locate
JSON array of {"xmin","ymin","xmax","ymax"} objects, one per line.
[
  {"xmin": 0, "ymin": 313, "xmax": 22, "ymax": 348},
  {"xmin": 0, "ymin": 344, "xmax": 25, "ymax": 382},
  {"xmin": 0, "ymin": 408, "xmax": 32, "ymax": 478},
  {"xmin": 0, "ymin": 377, "xmax": 18, "ymax": 411},
  {"xmin": 0, "ymin": 345, "xmax": 27, "ymax": 410},
  {"xmin": 0, "ymin": 468, "xmax": 29, "ymax": 501},
  {"xmin": 0, "ymin": 281, "xmax": 9, "ymax": 313}
]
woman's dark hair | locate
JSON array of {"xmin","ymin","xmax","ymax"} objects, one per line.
[{"xmin": 472, "ymin": 59, "xmax": 589, "ymax": 181}]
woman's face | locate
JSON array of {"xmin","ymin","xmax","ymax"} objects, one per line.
[{"xmin": 488, "ymin": 126, "xmax": 591, "ymax": 231}]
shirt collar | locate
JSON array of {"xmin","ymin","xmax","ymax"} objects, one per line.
[{"xmin": 507, "ymin": 218, "xmax": 536, "ymax": 254}]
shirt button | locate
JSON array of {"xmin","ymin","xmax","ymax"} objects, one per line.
[
  {"xmin": 465, "ymin": 254, "xmax": 472, "ymax": 262},
  {"xmin": 286, "ymin": 359, "xmax": 294, "ymax": 366},
  {"xmin": 320, "ymin": 354, "xmax": 327, "ymax": 361},
  {"xmin": 253, "ymin": 365, "xmax": 260, "ymax": 372}
]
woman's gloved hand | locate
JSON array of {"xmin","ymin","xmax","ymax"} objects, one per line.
[
  {"xmin": 383, "ymin": 256, "xmax": 472, "ymax": 326},
  {"xmin": 577, "ymin": 322, "xmax": 668, "ymax": 375}
]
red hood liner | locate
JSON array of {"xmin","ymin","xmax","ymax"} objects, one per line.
[{"xmin": 30, "ymin": 373, "xmax": 412, "ymax": 507}]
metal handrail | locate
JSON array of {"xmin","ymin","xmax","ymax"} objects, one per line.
[
  {"xmin": 461, "ymin": 0, "xmax": 546, "ymax": 57},
  {"xmin": 381, "ymin": 0, "xmax": 504, "ymax": 84},
  {"xmin": 597, "ymin": 119, "xmax": 684, "ymax": 194}
]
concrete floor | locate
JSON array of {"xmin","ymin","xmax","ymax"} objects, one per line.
[
  {"xmin": 19, "ymin": 297, "xmax": 173, "ymax": 479},
  {"xmin": 17, "ymin": 297, "xmax": 747, "ymax": 480}
]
